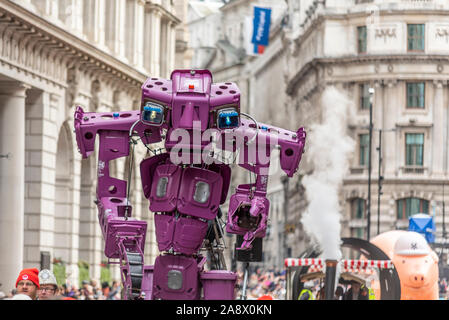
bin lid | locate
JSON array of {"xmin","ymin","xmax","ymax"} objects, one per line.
[{"xmin": 200, "ymin": 270, "xmax": 237, "ymax": 280}]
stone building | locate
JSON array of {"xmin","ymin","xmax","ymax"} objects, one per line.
[
  {"xmin": 0, "ymin": 0, "xmax": 184, "ymax": 291},
  {"xmin": 283, "ymin": 0, "xmax": 449, "ymax": 262}
]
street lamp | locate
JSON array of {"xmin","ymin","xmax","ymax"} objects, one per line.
[
  {"xmin": 367, "ymin": 87, "xmax": 374, "ymax": 241},
  {"xmin": 375, "ymin": 128, "xmax": 396, "ymax": 235}
]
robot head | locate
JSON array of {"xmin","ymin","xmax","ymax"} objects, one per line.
[{"xmin": 140, "ymin": 70, "xmax": 241, "ymax": 134}]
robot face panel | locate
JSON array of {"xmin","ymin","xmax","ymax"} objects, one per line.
[
  {"xmin": 140, "ymin": 70, "xmax": 241, "ymax": 134},
  {"xmin": 216, "ymin": 108, "xmax": 239, "ymax": 130},
  {"xmin": 142, "ymin": 101, "xmax": 165, "ymax": 126}
]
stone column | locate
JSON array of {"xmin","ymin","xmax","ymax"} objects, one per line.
[
  {"xmin": 72, "ymin": 0, "xmax": 84, "ymax": 35},
  {"xmin": 96, "ymin": 0, "xmax": 106, "ymax": 47},
  {"xmin": 135, "ymin": 0, "xmax": 145, "ymax": 68},
  {"xmin": 116, "ymin": 0, "xmax": 127, "ymax": 59},
  {"xmin": 159, "ymin": 19, "xmax": 168, "ymax": 77},
  {"xmin": 432, "ymin": 80, "xmax": 445, "ymax": 176},
  {"xmin": 24, "ymin": 91, "xmax": 58, "ymax": 269},
  {"xmin": 167, "ymin": 20, "xmax": 175, "ymax": 76},
  {"xmin": 150, "ymin": 10, "xmax": 162, "ymax": 76},
  {"xmin": 0, "ymin": 82, "xmax": 30, "ymax": 291},
  {"xmin": 143, "ymin": 8, "xmax": 152, "ymax": 71}
]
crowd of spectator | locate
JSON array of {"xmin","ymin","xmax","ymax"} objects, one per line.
[
  {"xmin": 57, "ymin": 279, "xmax": 122, "ymax": 300},
  {"xmin": 235, "ymin": 266, "xmax": 286, "ymax": 300},
  {"xmin": 2, "ymin": 266, "xmax": 448, "ymax": 300},
  {"xmin": 0, "ymin": 271, "xmax": 122, "ymax": 301}
]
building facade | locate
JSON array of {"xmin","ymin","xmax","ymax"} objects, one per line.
[
  {"xmin": 283, "ymin": 0, "xmax": 449, "ymax": 262},
  {"xmin": 0, "ymin": 0, "xmax": 183, "ymax": 291}
]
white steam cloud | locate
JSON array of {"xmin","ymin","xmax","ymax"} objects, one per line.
[{"xmin": 301, "ymin": 86, "xmax": 356, "ymax": 261}]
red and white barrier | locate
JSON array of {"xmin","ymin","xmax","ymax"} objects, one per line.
[
  {"xmin": 306, "ymin": 265, "xmax": 376, "ymax": 275},
  {"xmin": 342, "ymin": 259, "xmax": 394, "ymax": 270},
  {"xmin": 284, "ymin": 258, "xmax": 324, "ymax": 267},
  {"xmin": 284, "ymin": 258, "xmax": 394, "ymax": 270}
]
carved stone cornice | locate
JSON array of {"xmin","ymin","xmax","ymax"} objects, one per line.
[
  {"xmin": 145, "ymin": 1, "xmax": 181, "ymax": 25},
  {"xmin": 433, "ymin": 79, "xmax": 448, "ymax": 88},
  {"xmin": 0, "ymin": 80, "xmax": 30, "ymax": 96},
  {"xmin": 0, "ymin": 0, "xmax": 146, "ymax": 90},
  {"xmin": 286, "ymin": 54, "xmax": 449, "ymax": 95}
]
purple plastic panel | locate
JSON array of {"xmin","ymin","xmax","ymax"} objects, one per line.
[
  {"xmin": 173, "ymin": 216, "xmax": 208, "ymax": 255},
  {"xmin": 177, "ymin": 167, "xmax": 223, "ymax": 220},
  {"xmin": 207, "ymin": 164, "xmax": 231, "ymax": 205},
  {"xmin": 154, "ymin": 213, "xmax": 208, "ymax": 255},
  {"xmin": 170, "ymin": 70, "xmax": 212, "ymax": 131},
  {"xmin": 104, "ymin": 218, "xmax": 147, "ymax": 258},
  {"xmin": 213, "ymin": 118, "xmax": 306, "ymax": 177},
  {"xmin": 142, "ymin": 265, "xmax": 154, "ymax": 300},
  {"xmin": 154, "ymin": 213, "xmax": 176, "ymax": 252},
  {"xmin": 149, "ymin": 164, "xmax": 182, "ymax": 213},
  {"xmin": 140, "ymin": 153, "xmax": 170, "ymax": 199},
  {"xmin": 97, "ymin": 130, "xmax": 129, "ymax": 199},
  {"xmin": 209, "ymin": 82, "xmax": 240, "ymax": 108},
  {"xmin": 200, "ymin": 270, "xmax": 237, "ymax": 300},
  {"xmin": 152, "ymin": 255, "xmax": 200, "ymax": 300},
  {"xmin": 141, "ymin": 77, "xmax": 173, "ymax": 106},
  {"xmin": 74, "ymin": 107, "xmax": 162, "ymax": 159},
  {"xmin": 171, "ymin": 69, "xmax": 212, "ymax": 95},
  {"xmin": 279, "ymin": 127, "xmax": 307, "ymax": 177},
  {"xmin": 226, "ymin": 184, "xmax": 270, "ymax": 238},
  {"xmin": 164, "ymin": 128, "xmax": 213, "ymax": 155},
  {"xmin": 98, "ymin": 196, "xmax": 131, "ymax": 227}
]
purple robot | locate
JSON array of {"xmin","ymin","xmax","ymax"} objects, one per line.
[{"xmin": 73, "ymin": 69, "xmax": 306, "ymax": 300}]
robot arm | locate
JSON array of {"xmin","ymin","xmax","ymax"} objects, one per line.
[
  {"xmin": 74, "ymin": 106, "xmax": 162, "ymax": 299},
  {"xmin": 222, "ymin": 117, "xmax": 306, "ymax": 250}
]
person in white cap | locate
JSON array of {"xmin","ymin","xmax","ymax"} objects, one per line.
[
  {"xmin": 38, "ymin": 269, "xmax": 59, "ymax": 300},
  {"xmin": 10, "ymin": 293, "xmax": 32, "ymax": 300}
]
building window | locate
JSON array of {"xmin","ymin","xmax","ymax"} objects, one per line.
[
  {"xmin": 360, "ymin": 83, "xmax": 371, "ymax": 110},
  {"xmin": 351, "ymin": 198, "xmax": 366, "ymax": 219},
  {"xmin": 351, "ymin": 227, "xmax": 366, "ymax": 239},
  {"xmin": 407, "ymin": 24, "xmax": 425, "ymax": 52},
  {"xmin": 406, "ymin": 82, "xmax": 425, "ymax": 108},
  {"xmin": 405, "ymin": 133, "xmax": 424, "ymax": 166},
  {"xmin": 397, "ymin": 197, "xmax": 429, "ymax": 220},
  {"xmin": 357, "ymin": 26, "xmax": 367, "ymax": 54},
  {"xmin": 359, "ymin": 134, "xmax": 370, "ymax": 166}
]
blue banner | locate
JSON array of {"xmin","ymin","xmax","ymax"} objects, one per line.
[{"xmin": 251, "ymin": 6, "xmax": 271, "ymax": 47}]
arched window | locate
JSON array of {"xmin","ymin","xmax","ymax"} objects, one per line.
[
  {"xmin": 396, "ymin": 197, "xmax": 429, "ymax": 220},
  {"xmin": 351, "ymin": 198, "xmax": 366, "ymax": 220}
]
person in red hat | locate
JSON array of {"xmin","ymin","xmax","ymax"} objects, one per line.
[{"xmin": 15, "ymin": 268, "xmax": 40, "ymax": 300}]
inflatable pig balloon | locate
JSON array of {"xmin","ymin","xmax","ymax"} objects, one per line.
[{"xmin": 371, "ymin": 230, "xmax": 439, "ymax": 300}]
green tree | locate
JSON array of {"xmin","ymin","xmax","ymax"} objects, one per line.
[
  {"xmin": 52, "ymin": 257, "xmax": 66, "ymax": 286},
  {"xmin": 78, "ymin": 260, "xmax": 90, "ymax": 287},
  {"xmin": 100, "ymin": 261, "xmax": 111, "ymax": 285}
]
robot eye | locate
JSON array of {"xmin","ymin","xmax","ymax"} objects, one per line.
[
  {"xmin": 193, "ymin": 181, "xmax": 210, "ymax": 203},
  {"xmin": 217, "ymin": 108, "xmax": 239, "ymax": 129},
  {"xmin": 156, "ymin": 177, "xmax": 169, "ymax": 198},
  {"xmin": 142, "ymin": 102, "xmax": 165, "ymax": 125}
]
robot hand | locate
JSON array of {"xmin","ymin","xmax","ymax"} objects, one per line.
[
  {"xmin": 237, "ymin": 196, "xmax": 269, "ymax": 250},
  {"xmin": 248, "ymin": 196, "xmax": 265, "ymax": 217},
  {"xmin": 226, "ymin": 186, "xmax": 270, "ymax": 250}
]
